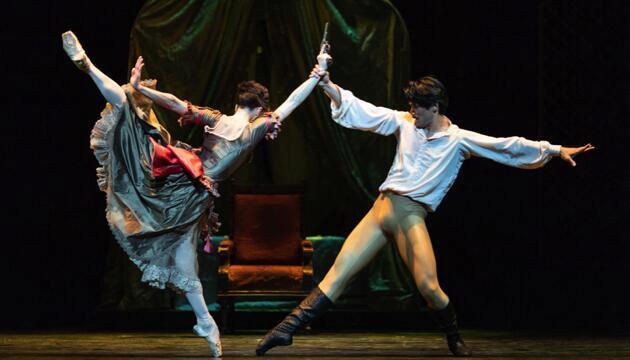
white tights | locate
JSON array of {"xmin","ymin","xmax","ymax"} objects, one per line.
[{"xmin": 185, "ymin": 291, "xmax": 216, "ymax": 327}]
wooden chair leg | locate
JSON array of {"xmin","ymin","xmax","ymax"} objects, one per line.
[{"xmin": 219, "ymin": 298, "xmax": 233, "ymax": 333}]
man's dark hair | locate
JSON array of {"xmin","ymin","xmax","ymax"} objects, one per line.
[
  {"xmin": 235, "ymin": 80, "xmax": 270, "ymax": 111},
  {"xmin": 403, "ymin": 76, "xmax": 449, "ymax": 114}
]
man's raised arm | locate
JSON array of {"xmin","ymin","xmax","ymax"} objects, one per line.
[{"xmin": 310, "ymin": 64, "xmax": 406, "ymax": 136}]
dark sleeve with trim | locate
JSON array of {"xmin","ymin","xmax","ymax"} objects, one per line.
[{"xmin": 178, "ymin": 101, "xmax": 223, "ymax": 127}]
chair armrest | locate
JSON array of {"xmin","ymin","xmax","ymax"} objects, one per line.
[
  {"xmin": 301, "ymin": 239, "xmax": 313, "ymax": 275},
  {"xmin": 301, "ymin": 239, "xmax": 314, "ymax": 290},
  {"xmin": 218, "ymin": 239, "xmax": 234, "ymax": 272},
  {"xmin": 217, "ymin": 239, "xmax": 233, "ymax": 293},
  {"xmin": 301, "ymin": 240, "xmax": 313, "ymax": 265}
]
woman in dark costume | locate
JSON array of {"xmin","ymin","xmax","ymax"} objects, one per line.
[{"xmin": 62, "ymin": 31, "xmax": 330, "ymax": 358}]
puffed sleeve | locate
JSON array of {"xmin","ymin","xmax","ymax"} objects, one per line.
[
  {"xmin": 459, "ymin": 128, "xmax": 561, "ymax": 169},
  {"xmin": 330, "ymin": 88, "xmax": 407, "ymax": 136},
  {"xmin": 178, "ymin": 101, "xmax": 223, "ymax": 127}
]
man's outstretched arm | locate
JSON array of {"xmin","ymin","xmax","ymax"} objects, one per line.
[
  {"xmin": 558, "ymin": 144, "xmax": 595, "ymax": 167},
  {"xmin": 460, "ymin": 129, "xmax": 594, "ymax": 168}
]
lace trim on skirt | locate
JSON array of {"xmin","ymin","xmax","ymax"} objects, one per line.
[
  {"xmin": 90, "ymin": 103, "xmax": 121, "ymax": 191},
  {"xmin": 133, "ymin": 260, "xmax": 203, "ymax": 293}
]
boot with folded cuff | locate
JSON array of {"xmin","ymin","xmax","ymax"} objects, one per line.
[
  {"xmin": 429, "ymin": 301, "xmax": 472, "ymax": 357},
  {"xmin": 256, "ymin": 286, "xmax": 332, "ymax": 356}
]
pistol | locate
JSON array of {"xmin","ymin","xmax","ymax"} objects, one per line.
[{"xmin": 319, "ymin": 22, "xmax": 330, "ymax": 54}]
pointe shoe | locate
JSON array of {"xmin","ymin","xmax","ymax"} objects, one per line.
[
  {"xmin": 193, "ymin": 323, "xmax": 223, "ymax": 358},
  {"xmin": 61, "ymin": 31, "xmax": 91, "ymax": 72}
]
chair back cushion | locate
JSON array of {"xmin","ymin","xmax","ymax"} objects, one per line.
[{"xmin": 232, "ymin": 193, "xmax": 302, "ymax": 264}]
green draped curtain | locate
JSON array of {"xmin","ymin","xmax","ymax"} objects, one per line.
[
  {"xmin": 118, "ymin": 0, "xmax": 418, "ymax": 309},
  {"xmin": 129, "ymin": 0, "xmax": 410, "ymax": 233}
]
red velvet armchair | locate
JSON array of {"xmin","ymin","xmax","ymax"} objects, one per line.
[{"xmin": 217, "ymin": 185, "xmax": 313, "ymax": 331}]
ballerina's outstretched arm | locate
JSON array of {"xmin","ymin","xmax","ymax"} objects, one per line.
[
  {"xmin": 128, "ymin": 56, "xmax": 188, "ymax": 115},
  {"xmin": 272, "ymin": 49, "xmax": 332, "ymax": 123}
]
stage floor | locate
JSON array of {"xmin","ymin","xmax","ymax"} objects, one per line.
[{"xmin": 1, "ymin": 331, "xmax": 629, "ymax": 359}]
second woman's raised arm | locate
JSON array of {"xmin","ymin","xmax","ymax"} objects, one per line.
[
  {"xmin": 271, "ymin": 51, "xmax": 331, "ymax": 123},
  {"xmin": 129, "ymin": 57, "xmax": 188, "ymax": 115}
]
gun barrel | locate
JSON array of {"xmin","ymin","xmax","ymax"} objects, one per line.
[
  {"xmin": 319, "ymin": 22, "xmax": 330, "ymax": 54},
  {"xmin": 322, "ymin": 22, "xmax": 329, "ymax": 42}
]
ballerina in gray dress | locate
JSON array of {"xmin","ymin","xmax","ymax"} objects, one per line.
[{"xmin": 63, "ymin": 31, "xmax": 330, "ymax": 358}]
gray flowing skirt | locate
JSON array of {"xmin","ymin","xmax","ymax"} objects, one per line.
[{"xmin": 90, "ymin": 88, "xmax": 213, "ymax": 293}]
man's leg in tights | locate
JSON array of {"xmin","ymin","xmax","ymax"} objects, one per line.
[
  {"xmin": 390, "ymin": 194, "xmax": 471, "ymax": 356},
  {"xmin": 318, "ymin": 205, "xmax": 389, "ymax": 301},
  {"xmin": 392, "ymin": 213, "xmax": 449, "ymax": 309},
  {"xmin": 256, "ymin": 204, "xmax": 388, "ymax": 355}
]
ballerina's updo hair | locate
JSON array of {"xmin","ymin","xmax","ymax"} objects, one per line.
[
  {"xmin": 235, "ymin": 81, "xmax": 270, "ymax": 111},
  {"xmin": 403, "ymin": 75, "xmax": 449, "ymax": 114}
]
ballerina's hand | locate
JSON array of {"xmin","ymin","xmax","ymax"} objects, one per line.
[
  {"xmin": 310, "ymin": 64, "xmax": 330, "ymax": 85},
  {"xmin": 130, "ymin": 56, "xmax": 145, "ymax": 89},
  {"xmin": 265, "ymin": 113, "xmax": 281, "ymax": 140}
]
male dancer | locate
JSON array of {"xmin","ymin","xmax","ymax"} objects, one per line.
[{"xmin": 256, "ymin": 60, "xmax": 593, "ymax": 356}]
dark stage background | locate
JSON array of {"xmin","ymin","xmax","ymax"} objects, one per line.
[{"xmin": 2, "ymin": 0, "xmax": 628, "ymax": 331}]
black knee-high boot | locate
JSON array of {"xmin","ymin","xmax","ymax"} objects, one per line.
[
  {"xmin": 256, "ymin": 286, "xmax": 332, "ymax": 356},
  {"xmin": 429, "ymin": 302, "xmax": 472, "ymax": 357}
]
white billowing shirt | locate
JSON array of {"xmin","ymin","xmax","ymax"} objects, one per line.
[{"xmin": 331, "ymin": 89, "xmax": 561, "ymax": 212}]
